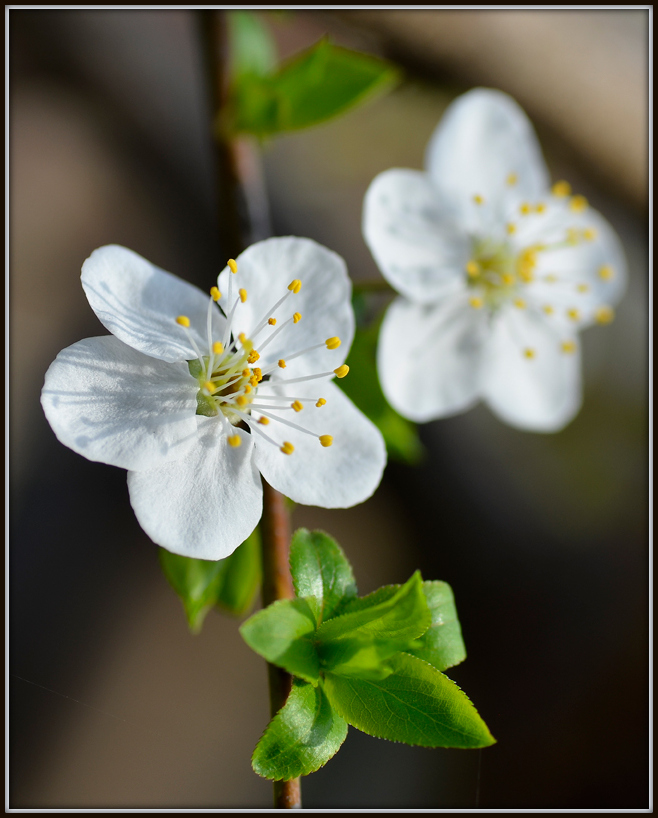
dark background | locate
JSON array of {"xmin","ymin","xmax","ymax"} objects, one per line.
[{"xmin": 9, "ymin": 9, "xmax": 649, "ymax": 809}]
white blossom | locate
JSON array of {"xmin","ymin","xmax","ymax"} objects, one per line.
[
  {"xmin": 41, "ymin": 239, "xmax": 386, "ymax": 559},
  {"xmin": 363, "ymin": 88, "xmax": 626, "ymax": 432}
]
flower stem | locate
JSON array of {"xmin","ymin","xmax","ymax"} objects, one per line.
[{"xmin": 261, "ymin": 481, "xmax": 302, "ymax": 809}]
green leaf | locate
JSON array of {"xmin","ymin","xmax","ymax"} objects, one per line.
[
  {"xmin": 240, "ymin": 598, "xmax": 320, "ymax": 684},
  {"xmin": 252, "ymin": 680, "xmax": 348, "ymax": 780},
  {"xmin": 338, "ymin": 318, "xmax": 424, "ymax": 465},
  {"xmin": 289, "ymin": 528, "xmax": 357, "ymax": 624},
  {"xmin": 229, "ymin": 38, "xmax": 400, "ymax": 137},
  {"xmin": 316, "ymin": 572, "xmax": 431, "ymax": 678},
  {"xmin": 324, "ymin": 652, "xmax": 495, "ymax": 749},
  {"xmin": 407, "ymin": 581, "xmax": 467, "ymax": 672},
  {"xmin": 159, "ymin": 530, "xmax": 261, "ymax": 632},
  {"xmin": 228, "ymin": 11, "xmax": 277, "ymax": 81}
]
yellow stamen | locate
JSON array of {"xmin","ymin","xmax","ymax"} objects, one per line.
[
  {"xmin": 248, "ymin": 350, "xmax": 260, "ymax": 364},
  {"xmin": 176, "ymin": 315, "xmax": 190, "ymax": 328},
  {"xmin": 566, "ymin": 228, "xmax": 580, "ymax": 245},
  {"xmin": 268, "ymin": 317, "xmax": 276, "ymax": 326},
  {"xmin": 258, "ymin": 417, "xmax": 270, "ymax": 425},
  {"xmin": 535, "ymin": 203, "xmax": 546, "ymax": 214},
  {"xmin": 291, "ymin": 401, "xmax": 304, "ymax": 413},
  {"xmin": 325, "ymin": 337, "xmax": 341, "ymax": 350},
  {"xmin": 293, "ymin": 312, "xmax": 302, "ymax": 324},
  {"xmin": 595, "ymin": 305, "xmax": 615, "ymax": 324},
  {"xmin": 250, "ymin": 376, "xmax": 259, "ymax": 387},
  {"xmin": 519, "ymin": 202, "xmax": 532, "ymax": 215},
  {"xmin": 552, "ymin": 180, "xmax": 571, "ymax": 198},
  {"xmin": 598, "ymin": 265, "xmax": 614, "ymax": 281},
  {"xmin": 473, "ymin": 194, "xmax": 484, "ymax": 205},
  {"xmin": 567, "ymin": 308, "xmax": 580, "ymax": 322},
  {"xmin": 319, "ymin": 435, "xmax": 333, "ymax": 448},
  {"xmin": 288, "ymin": 279, "xmax": 302, "ymax": 294},
  {"xmin": 244, "ymin": 384, "xmax": 252, "ymax": 394},
  {"xmin": 570, "ymin": 195, "xmax": 588, "ymax": 213},
  {"xmin": 577, "ymin": 283, "xmax": 590, "ymax": 293},
  {"xmin": 228, "ymin": 259, "xmax": 238, "ymax": 274},
  {"xmin": 280, "ymin": 441, "xmax": 294, "ymax": 455},
  {"xmin": 236, "ymin": 395, "xmax": 249, "ymax": 407},
  {"xmin": 316, "ymin": 398, "xmax": 326, "ymax": 408},
  {"xmin": 253, "ymin": 368, "xmax": 262, "ymax": 382},
  {"xmin": 514, "ymin": 299, "xmax": 526, "ymax": 309},
  {"xmin": 466, "ymin": 260, "xmax": 480, "ymax": 277},
  {"xmin": 334, "ymin": 365, "xmax": 349, "ymax": 379},
  {"xmin": 519, "ymin": 268, "xmax": 534, "ymax": 283},
  {"xmin": 239, "ymin": 288, "xmax": 248, "ymax": 303},
  {"xmin": 583, "ymin": 228, "xmax": 597, "ymax": 241},
  {"xmin": 238, "ymin": 332, "xmax": 246, "ymax": 344},
  {"xmin": 523, "ymin": 348, "xmax": 536, "ymax": 359},
  {"xmin": 561, "ymin": 340, "xmax": 577, "ymax": 354},
  {"xmin": 242, "ymin": 368, "xmax": 250, "ymax": 377},
  {"xmin": 210, "ymin": 286, "xmax": 221, "ymax": 301},
  {"xmin": 213, "ymin": 341, "xmax": 224, "ymax": 355},
  {"xmin": 228, "ymin": 434, "xmax": 241, "ymax": 447},
  {"xmin": 502, "ymin": 273, "xmax": 516, "ymax": 286},
  {"xmin": 506, "ymin": 223, "xmax": 517, "ymax": 235},
  {"xmin": 542, "ymin": 305, "xmax": 554, "ymax": 315},
  {"xmin": 204, "ymin": 381, "xmax": 216, "ymax": 394},
  {"xmin": 506, "ymin": 172, "xmax": 518, "ymax": 186},
  {"xmin": 278, "ymin": 359, "xmax": 286, "ymax": 369},
  {"xmin": 469, "ymin": 296, "xmax": 484, "ymax": 309}
]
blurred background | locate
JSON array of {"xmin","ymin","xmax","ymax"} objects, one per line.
[{"xmin": 9, "ymin": 9, "xmax": 649, "ymax": 809}]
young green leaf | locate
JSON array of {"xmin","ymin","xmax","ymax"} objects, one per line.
[
  {"xmin": 240, "ymin": 598, "xmax": 320, "ymax": 684},
  {"xmin": 290, "ymin": 528, "xmax": 357, "ymax": 624},
  {"xmin": 252, "ymin": 680, "xmax": 348, "ymax": 780},
  {"xmin": 324, "ymin": 652, "xmax": 495, "ymax": 749},
  {"xmin": 316, "ymin": 572, "xmax": 431, "ymax": 677},
  {"xmin": 407, "ymin": 581, "xmax": 466, "ymax": 672},
  {"xmin": 228, "ymin": 11, "xmax": 277, "ymax": 82}
]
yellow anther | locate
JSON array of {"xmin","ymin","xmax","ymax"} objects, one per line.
[
  {"xmin": 334, "ymin": 365, "xmax": 349, "ymax": 379},
  {"xmin": 502, "ymin": 273, "xmax": 516, "ymax": 286},
  {"xmin": 253, "ymin": 368, "xmax": 262, "ymax": 382},
  {"xmin": 242, "ymin": 368, "xmax": 250, "ymax": 377},
  {"xmin": 545, "ymin": 274, "xmax": 558, "ymax": 284},
  {"xmin": 598, "ymin": 265, "xmax": 614, "ymax": 280},
  {"xmin": 250, "ymin": 376, "xmax": 259, "ymax": 387},
  {"xmin": 552, "ymin": 180, "xmax": 571, "ymax": 198},
  {"xmin": 506, "ymin": 172, "xmax": 518, "ymax": 186},
  {"xmin": 176, "ymin": 315, "xmax": 190, "ymax": 327},
  {"xmin": 316, "ymin": 398, "xmax": 327, "ymax": 408},
  {"xmin": 291, "ymin": 401, "xmax": 304, "ymax": 413},
  {"xmin": 567, "ymin": 308, "xmax": 581, "ymax": 322},
  {"xmin": 268, "ymin": 317, "xmax": 277, "ymax": 326},
  {"xmin": 469, "ymin": 296, "xmax": 484, "ymax": 309},
  {"xmin": 506, "ymin": 223, "xmax": 517, "ymax": 235},
  {"xmin": 258, "ymin": 417, "xmax": 270, "ymax": 425},
  {"xmin": 248, "ymin": 350, "xmax": 260, "ymax": 364},
  {"xmin": 288, "ymin": 279, "xmax": 302, "ymax": 293},
  {"xmin": 319, "ymin": 435, "xmax": 333, "ymax": 448},
  {"xmin": 542, "ymin": 305, "xmax": 554, "ymax": 315},
  {"xmin": 466, "ymin": 260, "xmax": 480, "ymax": 277},
  {"xmin": 244, "ymin": 384, "xmax": 252, "ymax": 394},
  {"xmin": 239, "ymin": 288, "xmax": 248, "ymax": 303},
  {"xmin": 325, "ymin": 337, "xmax": 341, "ymax": 350},
  {"xmin": 595, "ymin": 305, "xmax": 615, "ymax": 324},
  {"xmin": 535, "ymin": 203, "xmax": 546, "ymax": 214},
  {"xmin": 236, "ymin": 395, "xmax": 249, "ymax": 407},
  {"xmin": 570, "ymin": 195, "xmax": 588, "ymax": 213},
  {"xmin": 280, "ymin": 441, "xmax": 294, "ymax": 456},
  {"xmin": 577, "ymin": 283, "xmax": 590, "ymax": 293},
  {"xmin": 210, "ymin": 286, "xmax": 221, "ymax": 301},
  {"xmin": 293, "ymin": 312, "xmax": 302, "ymax": 323},
  {"xmin": 213, "ymin": 341, "xmax": 224, "ymax": 355},
  {"xmin": 519, "ymin": 268, "xmax": 535, "ymax": 283},
  {"xmin": 523, "ymin": 348, "xmax": 536, "ymax": 359},
  {"xmin": 513, "ymin": 299, "xmax": 526, "ymax": 309},
  {"xmin": 520, "ymin": 202, "xmax": 532, "ymax": 215},
  {"xmin": 228, "ymin": 259, "xmax": 238, "ymax": 274},
  {"xmin": 583, "ymin": 228, "xmax": 597, "ymax": 241},
  {"xmin": 238, "ymin": 332, "xmax": 246, "ymax": 344},
  {"xmin": 278, "ymin": 359, "xmax": 286, "ymax": 369},
  {"xmin": 228, "ymin": 434, "xmax": 241, "ymax": 447},
  {"xmin": 203, "ymin": 381, "xmax": 216, "ymax": 394},
  {"xmin": 473, "ymin": 194, "xmax": 484, "ymax": 205},
  {"xmin": 561, "ymin": 340, "xmax": 577, "ymax": 354},
  {"xmin": 566, "ymin": 228, "xmax": 580, "ymax": 245}
]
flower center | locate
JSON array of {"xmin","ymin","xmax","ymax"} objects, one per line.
[{"xmin": 176, "ymin": 260, "xmax": 347, "ymax": 455}]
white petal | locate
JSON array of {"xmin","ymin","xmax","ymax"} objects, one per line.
[
  {"xmin": 41, "ymin": 336, "xmax": 199, "ymax": 470},
  {"xmin": 252, "ymin": 382, "xmax": 386, "ymax": 509},
  {"xmin": 217, "ymin": 237, "xmax": 354, "ymax": 377},
  {"xmin": 377, "ymin": 293, "xmax": 488, "ymax": 422},
  {"xmin": 521, "ymin": 203, "xmax": 628, "ymax": 328},
  {"xmin": 82, "ymin": 245, "xmax": 226, "ymax": 362},
  {"xmin": 127, "ymin": 422, "xmax": 262, "ymax": 560},
  {"xmin": 481, "ymin": 306, "xmax": 582, "ymax": 432},
  {"xmin": 425, "ymin": 89, "xmax": 549, "ymax": 230},
  {"xmin": 363, "ymin": 169, "xmax": 469, "ymax": 304}
]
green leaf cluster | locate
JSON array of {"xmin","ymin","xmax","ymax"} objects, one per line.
[
  {"xmin": 159, "ymin": 527, "xmax": 261, "ymax": 632},
  {"xmin": 240, "ymin": 529, "xmax": 494, "ymax": 781},
  {"xmin": 224, "ymin": 13, "xmax": 400, "ymax": 138}
]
